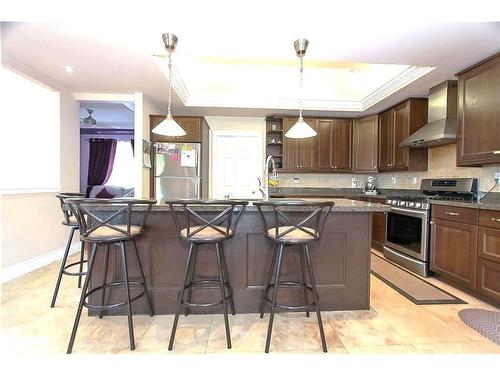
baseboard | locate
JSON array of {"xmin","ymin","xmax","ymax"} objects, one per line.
[{"xmin": 0, "ymin": 242, "xmax": 82, "ymax": 284}]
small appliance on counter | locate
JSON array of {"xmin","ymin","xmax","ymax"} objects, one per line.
[{"xmin": 362, "ymin": 176, "xmax": 378, "ymax": 195}]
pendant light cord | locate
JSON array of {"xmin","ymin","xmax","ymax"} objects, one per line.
[
  {"xmin": 167, "ymin": 50, "xmax": 173, "ymax": 117},
  {"xmin": 299, "ymin": 53, "xmax": 304, "ymax": 120}
]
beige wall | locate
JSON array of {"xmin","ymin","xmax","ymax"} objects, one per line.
[
  {"xmin": 0, "ymin": 65, "xmax": 80, "ymax": 269},
  {"xmin": 278, "ymin": 143, "xmax": 500, "ymax": 192}
]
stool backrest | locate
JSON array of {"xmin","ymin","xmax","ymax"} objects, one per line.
[
  {"xmin": 56, "ymin": 193, "xmax": 86, "ymax": 225},
  {"xmin": 65, "ymin": 198, "xmax": 156, "ymax": 240},
  {"xmin": 254, "ymin": 201, "xmax": 335, "ymax": 242},
  {"xmin": 167, "ymin": 200, "xmax": 248, "ymax": 241}
]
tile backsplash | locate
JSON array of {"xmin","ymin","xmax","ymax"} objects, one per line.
[{"xmin": 278, "ymin": 144, "xmax": 500, "ymax": 192}]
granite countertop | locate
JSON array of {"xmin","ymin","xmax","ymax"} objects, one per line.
[
  {"xmin": 428, "ymin": 199, "xmax": 500, "ymax": 211},
  {"xmin": 150, "ymin": 198, "xmax": 389, "ymax": 212}
]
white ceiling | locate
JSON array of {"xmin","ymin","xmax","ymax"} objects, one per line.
[{"xmin": 1, "ymin": 4, "xmax": 499, "ymax": 118}]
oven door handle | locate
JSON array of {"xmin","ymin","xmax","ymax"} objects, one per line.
[{"xmin": 390, "ymin": 206, "xmax": 428, "ymax": 217}]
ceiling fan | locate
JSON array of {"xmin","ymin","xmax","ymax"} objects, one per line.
[{"xmin": 80, "ymin": 108, "xmax": 97, "ymax": 127}]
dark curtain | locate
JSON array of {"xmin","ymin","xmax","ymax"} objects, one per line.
[{"xmin": 86, "ymin": 138, "xmax": 117, "ymax": 197}]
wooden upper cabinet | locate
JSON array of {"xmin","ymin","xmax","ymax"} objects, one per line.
[
  {"xmin": 457, "ymin": 53, "xmax": 500, "ymax": 166},
  {"xmin": 392, "ymin": 102, "xmax": 410, "ymax": 169},
  {"xmin": 317, "ymin": 119, "xmax": 334, "ymax": 169},
  {"xmin": 333, "ymin": 119, "xmax": 352, "ymax": 171},
  {"xmin": 316, "ymin": 119, "xmax": 352, "ymax": 171},
  {"xmin": 353, "ymin": 115, "xmax": 378, "ymax": 172},
  {"xmin": 377, "ymin": 98, "xmax": 428, "ymax": 172},
  {"xmin": 150, "ymin": 115, "xmax": 202, "ymax": 143},
  {"xmin": 282, "ymin": 117, "xmax": 317, "ymax": 170},
  {"xmin": 378, "ymin": 110, "xmax": 394, "ymax": 171}
]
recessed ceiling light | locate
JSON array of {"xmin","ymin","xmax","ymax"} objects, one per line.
[{"xmin": 64, "ymin": 66, "xmax": 75, "ymax": 73}]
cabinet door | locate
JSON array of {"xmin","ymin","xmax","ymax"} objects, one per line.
[
  {"xmin": 457, "ymin": 54, "xmax": 500, "ymax": 166},
  {"xmin": 317, "ymin": 119, "xmax": 334, "ymax": 169},
  {"xmin": 392, "ymin": 102, "xmax": 410, "ymax": 170},
  {"xmin": 353, "ymin": 116, "xmax": 378, "ymax": 172},
  {"xmin": 333, "ymin": 119, "xmax": 352, "ymax": 171},
  {"xmin": 478, "ymin": 226, "xmax": 500, "ymax": 263},
  {"xmin": 430, "ymin": 218, "xmax": 477, "ymax": 289},
  {"xmin": 298, "ymin": 118, "xmax": 317, "ymax": 169},
  {"xmin": 476, "ymin": 257, "xmax": 500, "ymax": 303},
  {"xmin": 283, "ymin": 117, "xmax": 299, "ymax": 169},
  {"xmin": 150, "ymin": 116, "xmax": 202, "ymax": 143},
  {"xmin": 378, "ymin": 110, "xmax": 394, "ymax": 171}
]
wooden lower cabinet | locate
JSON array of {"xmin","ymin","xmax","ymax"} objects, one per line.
[
  {"xmin": 430, "ymin": 217, "xmax": 477, "ymax": 289},
  {"xmin": 476, "ymin": 257, "xmax": 500, "ymax": 302},
  {"xmin": 478, "ymin": 226, "xmax": 500, "ymax": 263}
]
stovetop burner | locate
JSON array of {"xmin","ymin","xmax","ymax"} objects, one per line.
[{"xmin": 386, "ymin": 178, "xmax": 478, "ymax": 210}]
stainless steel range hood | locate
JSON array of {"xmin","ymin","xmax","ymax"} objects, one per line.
[{"xmin": 399, "ymin": 80, "xmax": 458, "ymax": 148}]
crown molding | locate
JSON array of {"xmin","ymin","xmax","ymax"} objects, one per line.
[{"xmin": 165, "ymin": 64, "xmax": 434, "ymax": 112}]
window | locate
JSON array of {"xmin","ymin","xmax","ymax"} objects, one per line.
[
  {"xmin": 106, "ymin": 140, "xmax": 135, "ymax": 188},
  {"xmin": 0, "ymin": 66, "xmax": 60, "ymax": 192}
]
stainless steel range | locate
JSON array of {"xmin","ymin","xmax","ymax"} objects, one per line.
[{"xmin": 384, "ymin": 178, "xmax": 477, "ymax": 277}]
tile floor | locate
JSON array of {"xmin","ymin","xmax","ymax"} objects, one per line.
[{"xmin": 1, "ymin": 253, "xmax": 499, "ymax": 355}]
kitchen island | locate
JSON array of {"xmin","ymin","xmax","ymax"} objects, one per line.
[{"xmin": 89, "ymin": 199, "xmax": 389, "ymax": 315}]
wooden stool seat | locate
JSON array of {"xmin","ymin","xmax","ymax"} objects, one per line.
[
  {"xmin": 86, "ymin": 225, "xmax": 142, "ymax": 241},
  {"xmin": 267, "ymin": 226, "xmax": 315, "ymax": 242},
  {"xmin": 181, "ymin": 225, "xmax": 233, "ymax": 241}
]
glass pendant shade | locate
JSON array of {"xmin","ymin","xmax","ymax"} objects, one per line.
[
  {"xmin": 152, "ymin": 113, "xmax": 187, "ymax": 136},
  {"xmin": 285, "ymin": 117, "xmax": 317, "ymax": 138}
]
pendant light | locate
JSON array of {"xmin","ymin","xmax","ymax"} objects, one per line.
[
  {"xmin": 152, "ymin": 33, "xmax": 187, "ymax": 137},
  {"xmin": 285, "ymin": 38, "xmax": 317, "ymax": 139}
]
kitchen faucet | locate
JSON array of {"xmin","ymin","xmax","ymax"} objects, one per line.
[{"xmin": 258, "ymin": 156, "xmax": 278, "ymax": 201}]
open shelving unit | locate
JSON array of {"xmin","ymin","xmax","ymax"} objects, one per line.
[{"xmin": 265, "ymin": 116, "xmax": 283, "ymax": 169}]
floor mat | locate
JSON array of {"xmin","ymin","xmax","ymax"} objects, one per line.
[{"xmin": 371, "ymin": 252, "xmax": 465, "ymax": 305}]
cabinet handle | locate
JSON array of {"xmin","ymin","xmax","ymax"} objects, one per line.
[
  {"xmin": 493, "ymin": 150, "xmax": 500, "ymax": 155},
  {"xmin": 430, "ymin": 221, "xmax": 434, "ymax": 225},
  {"xmin": 444, "ymin": 211, "xmax": 459, "ymax": 216},
  {"xmin": 491, "ymin": 217, "xmax": 500, "ymax": 222}
]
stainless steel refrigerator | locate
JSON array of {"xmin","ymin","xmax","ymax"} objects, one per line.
[{"xmin": 154, "ymin": 142, "xmax": 201, "ymax": 201}]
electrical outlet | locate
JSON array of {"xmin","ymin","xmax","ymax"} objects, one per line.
[
  {"xmin": 294, "ymin": 176, "xmax": 300, "ymax": 184},
  {"xmin": 351, "ymin": 177, "xmax": 358, "ymax": 188},
  {"xmin": 495, "ymin": 172, "xmax": 500, "ymax": 183},
  {"xmin": 412, "ymin": 176, "xmax": 418, "ymax": 185},
  {"xmin": 391, "ymin": 176, "xmax": 397, "ymax": 184}
]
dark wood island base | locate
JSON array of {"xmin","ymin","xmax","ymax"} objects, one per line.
[{"xmin": 87, "ymin": 199, "xmax": 389, "ymax": 315}]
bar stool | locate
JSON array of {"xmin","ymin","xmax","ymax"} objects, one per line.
[
  {"xmin": 51, "ymin": 193, "xmax": 87, "ymax": 307},
  {"xmin": 64, "ymin": 198, "xmax": 156, "ymax": 354},
  {"xmin": 254, "ymin": 201, "xmax": 334, "ymax": 353},
  {"xmin": 167, "ymin": 199, "xmax": 248, "ymax": 350}
]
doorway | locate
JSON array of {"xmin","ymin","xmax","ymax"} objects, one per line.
[{"xmin": 212, "ymin": 133, "xmax": 263, "ymax": 199}]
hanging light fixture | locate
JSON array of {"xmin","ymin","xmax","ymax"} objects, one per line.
[
  {"xmin": 152, "ymin": 33, "xmax": 187, "ymax": 137},
  {"xmin": 285, "ymin": 38, "xmax": 317, "ymax": 139}
]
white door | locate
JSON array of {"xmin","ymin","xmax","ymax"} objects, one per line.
[{"xmin": 213, "ymin": 134, "xmax": 263, "ymax": 199}]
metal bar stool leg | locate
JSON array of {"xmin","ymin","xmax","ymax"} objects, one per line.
[
  {"xmin": 119, "ymin": 242, "xmax": 135, "ymax": 351},
  {"xmin": 260, "ymin": 243, "xmax": 278, "ymax": 319},
  {"xmin": 304, "ymin": 244, "xmax": 327, "ymax": 353},
  {"xmin": 184, "ymin": 244, "xmax": 198, "ymax": 317},
  {"xmin": 215, "ymin": 242, "xmax": 231, "ymax": 349},
  {"xmin": 132, "ymin": 239, "xmax": 154, "ymax": 317},
  {"xmin": 299, "ymin": 245, "xmax": 310, "ymax": 318},
  {"xmin": 98, "ymin": 244, "xmax": 110, "ymax": 319},
  {"xmin": 265, "ymin": 243, "xmax": 285, "ymax": 353},
  {"xmin": 51, "ymin": 227, "xmax": 76, "ymax": 308},
  {"xmin": 77, "ymin": 240, "xmax": 85, "ymax": 288},
  {"xmin": 67, "ymin": 242, "xmax": 98, "ymax": 354},
  {"xmin": 168, "ymin": 243, "xmax": 195, "ymax": 351},
  {"xmin": 219, "ymin": 242, "xmax": 235, "ymax": 316}
]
